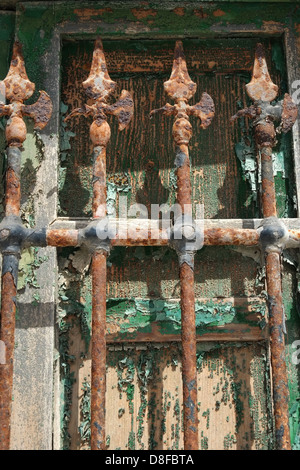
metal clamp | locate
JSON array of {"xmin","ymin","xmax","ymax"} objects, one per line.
[
  {"xmin": 169, "ymin": 215, "xmax": 203, "ymax": 268},
  {"xmin": 78, "ymin": 218, "xmax": 113, "ymax": 254},
  {"xmin": 259, "ymin": 216, "xmax": 289, "ymax": 254}
]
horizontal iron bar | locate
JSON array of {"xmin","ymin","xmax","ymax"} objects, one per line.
[
  {"xmin": 45, "ymin": 222, "xmax": 300, "ymax": 248},
  {"xmin": 1, "ymin": 218, "xmax": 300, "ymax": 249}
]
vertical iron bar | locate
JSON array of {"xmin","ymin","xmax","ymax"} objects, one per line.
[
  {"xmin": 259, "ymin": 144, "xmax": 291, "ymax": 450},
  {"xmin": 66, "ymin": 39, "xmax": 133, "ymax": 450},
  {"xmin": 176, "ymin": 142, "xmax": 198, "ymax": 450},
  {"xmin": 231, "ymin": 43, "xmax": 298, "ymax": 449},
  {"xmin": 150, "ymin": 42, "xmax": 214, "ymax": 450},
  {"xmin": 91, "ymin": 142, "xmax": 108, "ymax": 450},
  {"xmin": 0, "ymin": 148, "xmax": 21, "ymax": 450},
  {"xmin": 0, "ymin": 41, "xmax": 52, "ymax": 450}
]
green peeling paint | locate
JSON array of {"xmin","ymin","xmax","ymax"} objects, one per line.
[
  {"xmin": 79, "ymin": 378, "xmax": 91, "ymax": 447},
  {"xmin": 106, "ymin": 297, "xmax": 261, "ymax": 339},
  {"xmin": 107, "ymin": 173, "xmax": 132, "ymax": 217},
  {"xmin": 17, "ymin": 247, "xmax": 48, "ymax": 291}
]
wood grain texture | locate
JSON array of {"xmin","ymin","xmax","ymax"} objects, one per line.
[
  {"xmin": 67, "ymin": 341, "xmax": 271, "ymax": 450},
  {"xmin": 60, "ymin": 38, "xmax": 289, "ymax": 220}
]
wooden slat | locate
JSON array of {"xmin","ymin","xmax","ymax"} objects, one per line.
[{"xmin": 68, "ymin": 341, "xmax": 271, "ymax": 450}]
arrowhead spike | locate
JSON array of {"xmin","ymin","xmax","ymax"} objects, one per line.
[
  {"xmin": 246, "ymin": 43, "xmax": 278, "ymax": 102},
  {"xmin": 106, "ymin": 89, "xmax": 134, "ymax": 131},
  {"xmin": 83, "ymin": 38, "xmax": 116, "ymax": 101},
  {"xmin": 2, "ymin": 41, "xmax": 35, "ymax": 103},
  {"xmin": 23, "ymin": 91, "xmax": 53, "ymax": 130},
  {"xmin": 280, "ymin": 93, "xmax": 298, "ymax": 134},
  {"xmin": 188, "ymin": 92, "xmax": 215, "ymax": 129},
  {"xmin": 164, "ymin": 41, "xmax": 196, "ymax": 102}
]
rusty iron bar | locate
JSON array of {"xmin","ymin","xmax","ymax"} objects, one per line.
[
  {"xmin": 232, "ymin": 43, "xmax": 298, "ymax": 450},
  {"xmin": 66, "ymin": 38, "xmax": 133, "ymax": 450},
  {"xmin": 151, "ymin": 41, "xmax": 215, "ymax": 450},
  {"xmin": 0, "ymin": 41, "xmax": 52, "ymax": 450},
  {"xmin": 43, "ymin": 225, "xmax": 300, "ymax": 248},
  {"xmin": 91, "ymin": 141, "xmax": 108, "ymax": 451},
  {"xmin": 45, "ymin": 226, "xmax": 260, "ymax": 247}
]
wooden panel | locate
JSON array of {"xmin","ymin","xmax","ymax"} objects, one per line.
[
  {"xmin": 67, "ymin": 340, "xmax": 271, "ymax": 450},
  {"xmin": 60, "ymin": 37, "xmax": 294, "ymax": 220},
  {"xmin": 57, "ymin": 36, "xmax": 291, "ymax": 450}
]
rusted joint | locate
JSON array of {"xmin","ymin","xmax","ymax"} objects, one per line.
[
  {"xmin": 174, "ymin": 147, "xmax": 188, "ymax": 167},
  {"xmin": 0, "ymin": 215, "xmax": 26, "ymax": 256},
  {"xmin": 0, "ymin": 216, "xmax": 48, "ymax": 255},
  {"xmin": 78, "ymin": 218, "xmax": 112, "ymax": 254},
  {"xmin": 259, "ymin": 216, "xmax": 289, "ymax": 254},
  {"xmin": 6, "ymin": 147, "xmax": 21, "ymax": 176},
  {"xmin": 169, "ymin": 215, "xmax": 203, "ymax": 268}
]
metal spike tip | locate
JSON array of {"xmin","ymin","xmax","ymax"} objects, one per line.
[
  {"xmin": 246, "ymin": 43, "xmax": 278, "ymax": 102},
  {"xmin": 164, "ymin": 41, "xmax": 197, "ymax": 102},
  {"xmin": 83, "ymin": 38, "xmax": 117, "ymax": 102}
]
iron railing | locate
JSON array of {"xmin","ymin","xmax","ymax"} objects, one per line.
[{"xmin": 0, "ymin": 38, "xmax": 298, "ymax": 450}]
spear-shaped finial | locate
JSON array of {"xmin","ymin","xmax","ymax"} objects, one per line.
[
  {"xmin": 150, "ymin": 41, "xmax": 214, "ymax": 133},
  {"xmin": 66, "ymin": 37, "xmax": 134, "ymax": 140},
  {"xmin": 164, "ymin": 40, "xmax": 197, "ymax": 102},
  {"xmin": 231, "ymin": 43, "xmax": 298, "ymax": 145},
  {"xmin": 2, "ymin": 41, "xmax": 35, "ymax": 103},
  {"xmin": 83, "ymin": 38, "xmax": 116, "ymax": 101},
  {"xmin": 0, "ymin": 41, "xmax": 52, "ymax": 146},
  {"xmin": 246, "ymin": 43, "xmax": 278, "ymax": 103}
]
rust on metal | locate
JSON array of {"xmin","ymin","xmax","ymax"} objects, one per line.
[
  {"xmin": 46, "ymin": 229, "xmax": 79, "ymax": 247},
  {"xmin": 28, "ymin": 225, "xmax": 265, "ymax": 248},
  {"xmin": 0, "ymin": 41, "xmax": 52, "ymax": 145},
  {"xmin": 204, "ymin": 227, "xmax": 259, "ymax": 246},
  {"xmin": 245, "ymin": 43, "xmax": 278, "ymax": 103},
  {"xmin": 265, "ymin": 251, "xmax": 291, "ymax": 450},
  {"xmin": 23, "ymin": 91, "xmax": 53, "ymax": 130},
  {"xmin": 0, "ymin": 41, "xmax": 52, "ymax": 450},
  {"xmin": 150, "ymin": 40, "xmax": 214, "ymax": 450},
  {"xmin": 281, "ymin": 93, "xmax": 298, "ymax": 134},
  {"xmin": 260, "ymin": 146, "xmax": 278, "ymax": 218},
  {"xmin": 2, "ymin": 41, "xmax": 35, "ymax": 103},
  {"xmin": 65, "ymin": 39, "xmax": 133, "ymax": 134},
  {"xmin": 44, "ymin": 225, "xmax": 260, "ymax": 248},
  {"xmin": 91, "ymin": 251, "xmax": 107, "ymax": 450},
  {"xmin": 180, "ymin": 261, "xmax": 198, "ymax": 448},
  {"xmin": 232, "ymin": 42, "xmax": 297, "ymax": 450},
  {"xmin": 66, "ymin": 37, "xmax": 133, "ymax": 450},
  {"xmin": 0, "ymin": 267, "xmax": 18, "ymax": 450},
  {"xmin": 0, "ymin": 221, "xmax": 296, "ymax": 250}
]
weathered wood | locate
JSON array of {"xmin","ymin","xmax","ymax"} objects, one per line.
[
  {"xmin": 284, "ymin": 28, "xmax": 300, "ymax": 217},
  {"xmin": 60, "ymin": 38, "xmax": 284, "ymax": 220},
  {"xmin": 9, "ymin": 22, "xmax": 60, "ymax": 449},
  {"xmin": 68, "ymin": 341, "xmax": 272, "ymax": 450}
]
